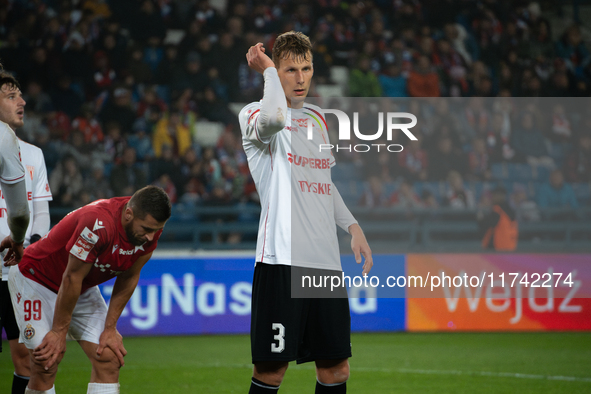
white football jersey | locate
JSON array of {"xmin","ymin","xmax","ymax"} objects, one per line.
[
  {"xmin": 0, "ymin": 121, "xmax": 25, "ymax": 185},
  {"xmin": 1, "ymin": 140, "xmax": 52, "ymax": 279},
  {"xmin": 240, "ymin": 102, "xmax": 345, "ymax": 271}
]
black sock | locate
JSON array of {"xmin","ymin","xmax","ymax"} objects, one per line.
[
  {"xmin": 315, "ymin": 380, "xmax": 346, "ymax": 394},
  {"xmin": 249, "ymin": 377, "xmax": 280, "ymax": 393},
  {"xmin": 12, "ymin": 373, "xmax": 30, "ymax": 394}
]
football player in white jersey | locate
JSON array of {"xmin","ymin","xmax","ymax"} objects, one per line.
[
  {"xmin": 0, "ymin": 67, "xmax": 30, "ymax": 263},
  {"xmin": 239, "ymin": 31, "xmax": 373, "ymax": 394},
  {"xmin": 0, "ymin": 67, "xmax": 49, "ymax": 394}
]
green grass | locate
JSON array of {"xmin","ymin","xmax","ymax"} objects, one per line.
[{"xmin": 2, "ymin": 332, "xmax": 591, "ymax": 393}]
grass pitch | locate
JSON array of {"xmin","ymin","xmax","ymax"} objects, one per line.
[{"xmin": 2, "ymin": 332, "xmax": 590, "ymax": 393}]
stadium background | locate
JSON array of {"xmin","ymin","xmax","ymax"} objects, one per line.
[{"xmin": 1, "ymin": 0, "xmax": 590, "ymax": 392}]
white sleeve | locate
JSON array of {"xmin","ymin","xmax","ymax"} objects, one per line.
[
  {"xmin": 31, "ymin": 200, "xmax": 50, "ymax": 237},
  {"xmin": 239, "ymin": 68, "xmax": 287, "ymax": 144},
  {"xmin": 333, "ymin": 183, "xmax": 357, "ymax": 233},
  {"xmin": 1, "ymin": 179, "xmax": 30, "ymax": 243},
  {"xmin": 0, "ymin": 126, "xmax": 25, "ymax": 184}
]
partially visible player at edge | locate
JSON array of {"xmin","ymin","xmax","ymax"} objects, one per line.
[
  {"xmin": 7, "ymin": 186, "xmax": 171, "ymax": 394},
  {"xmin": 239, "ymin": 31, "xmax": 373, "ymax": 394},
  {"xmin": 0, "ymin": 65, "xmax": 30, "ymax": 264},
  {"xmin": 0, "ymin": 66, "xmax": 53, "ymax": 394}
]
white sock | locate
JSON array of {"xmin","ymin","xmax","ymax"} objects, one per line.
[
  {"xmin": 87, "ymin": 382, "xmax": 120, "ymax": 394},
  {"xmin": 25, "ymin": 386, "xmax": 56, "ymax": 393}
]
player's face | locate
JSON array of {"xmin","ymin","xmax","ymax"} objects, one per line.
[
  {"xmin": 276, "ymin": 52, "xmax": 313, "ymax": 109},
  {"xmin": 125, "ymin": 213, "xmax": 166, "ymax": 246},
  {"xmin": 0, "ymin": 85, "xmax": 26, "ymax": 129}
]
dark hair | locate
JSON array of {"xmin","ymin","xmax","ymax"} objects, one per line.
[
  {"xmin": 128, "ymin": 185, "xmax": 172, "ymax": 222},
  {"xmin": 0, "ymin": 63, "xmax": 21, "ymax": 91},
  {"xmin": 272, "ymin": 31, "xmax": 313, "ymax": 67}
]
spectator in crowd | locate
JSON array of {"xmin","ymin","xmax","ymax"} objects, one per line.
[
  {"xmin": 172, "ymin": 51, "xmax": 208, "ymax": 94},
  {"xmin": 198, "ymin": 86, "xmax": 239, "ymax": 129},
  {"xmin": 125, "ymin": 44, "xmax": 153, "ymax": 84},
  {"xmin": 565, "ymin": 133, "xmax": 591, "ymax": 182},
  {"xmin": 152, "ymin": 173, "xmax": 178, "ymax": 204},
  {"xmin": 538, "ymin": 169, "xmax": 579, "ymax": 209},
  {"xmin": 83, "ymin": 160, "xmax": 114, "ymax": 202},
  {"xmin": 445, "ymin": 171, "xmax": 475, "ymax": 209},
  {"xmin": 378, "ymin": 63, "xmax": 407, "ymax": 97},
  {"xmin": 389, "ymin": 179, "xmax": 423, "ymax": 209},
  {"xmin": 49, "ymin": 154, "xmax": 84, "ymax": 207},
  {"xmin": 349, "ymin": 56, "xmax": 382, "ymax": 97},
  {"xmin": 127, "ymin": 118, "xmax": 155, "ymax": 162},
  {"xmin": 100, "ymin": 87, "xmax": 137, "ymax": 133},
  {"xmin": 555, "ymin": 24, "xmax": 591, "ymax": 78},
  {"xmin": 546, "ymin": 103, "xmax": 573, "ymax": 143},
  {"xmin": 358, "ymin": 176, "xmax": 389, "ymax": 208},
  {"xmin": 398, "ymin": 139, "xmax": 428, "ymax": 181},
  {"xmin": 110, "ymin": 147, "xmax": 147, "ymax": 197},
  {"xmin": 511, "ymin": 184, "xmax": 541, "ymax": 222},
  {"xmin": 71, "ymin": 103, "xmax": 104, "ymax": 144},
  {"xmin": 22, "ymin": 79, "xmax": 53, "ymax": 114},
  {"xmin": 50, "ymin": 75, "xmax": 83, "ymax": 120},
  {"xmin": 101, "ymin": 121, "xmax": 127, "ymax": 164},
  {"xmin": 468, "ymin": 138, "xmax": 491, "ymax": 181},
  {"xmin": 428, "ymin": 136, "xmax": 466, "ymax": 181},
  {"xmin": 152, "ymin": 110, "xmax": 192, "ymax": 159},
  {"xmin": 510, "ymin": 111, "xmax": 554, "ymax": 167},
  {"xmin": 151, "ymin": 144, "xmax": 183, "ymax": 193},
  {"xmin": 407, "ymin": 55, "xmax": 440, "ymax": 97}
]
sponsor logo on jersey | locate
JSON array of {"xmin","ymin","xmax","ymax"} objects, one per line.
[
  {"xmin": 112, "ymin": 244, "xmax": 119, "ymax": 254},
  {"xmin": 45, "ymin": 183, "xmax": 50, "ymax": 192},
  {"xmin": 294, "ymin": 118, "xmax": 309, "ymax": 128},
  {"xmin": 93, "ymin": 219, "xmax": 105, "ymax": 231},
  {"xmin": 118, "ymin": 245, "xmax": 145, "ymax": 255},
  {"xmin": 24, "ymin": 323, "xmax": 35, "ymax": 340},
  {"xmin": 70, "ymin": 227, "xmax": 99, "ymax": 260},
  {"xmin": 287, "ymin": 153, "xmax": 330, "ymax": 170},
  {"xmin": 16, "ymin": 293, "xmax": 21, "ymax": 303},
  {"xmin": 297, "ymin": 180, "xmax": 332, "ymax": 195}
]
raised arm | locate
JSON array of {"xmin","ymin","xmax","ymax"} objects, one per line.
[
  {"xmin": 241, "ymin": 43, "xmax": 287, "ymax": 143},
  {"xmin": 97, "ymin": 252, "xmax": 153, "ymax": 366}
]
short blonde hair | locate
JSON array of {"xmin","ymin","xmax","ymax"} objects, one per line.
[{"xmin": 272, "ymin": 31, "xmax": 313, "ymax": 68}]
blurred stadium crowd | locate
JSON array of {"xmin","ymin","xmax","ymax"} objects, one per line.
[{"xmin": 0, "ymin": 0, "xmax": 589, "ymax": 219}]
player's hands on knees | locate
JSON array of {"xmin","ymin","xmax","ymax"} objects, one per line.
[
  {"xmin": 0, "ymin": 235, "xmax": 24, "ymax": 266},
  {"xmin": 349, "ymin": 224, "xmax": 373, "ymax": 276},
  {"xmin": 97, "ymin": 327, "xmax": 127, "ymax": 367},
  {"xmin": 33, "ymin": 330, "xmax": 67, "ymax": 370},
  {"xmin": 246, "ymin": 43, "xmax": 275, "ymax": 74}
]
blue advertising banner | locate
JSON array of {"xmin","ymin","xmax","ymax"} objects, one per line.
[{"xmin": 98, "ymin": 254, "xmax": 406, "ymax": 336}]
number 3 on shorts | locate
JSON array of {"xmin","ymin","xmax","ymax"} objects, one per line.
[{"xmin": 271, "ymin": 323, "xmax": 285, "ymax": 353}]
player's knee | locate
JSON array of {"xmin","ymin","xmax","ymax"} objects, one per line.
[
  {"xmin": 253, "ymin": 362, "xmax": 288, "ymax": 386},
  {"xmin": 316, "ymin": 359, "xmax": 349, "ymax": 384},
  {"xmin": 29, "ymin": 353, "xmax": 58, "ymax": 377},
  {"xmin": 92, "ymin": 347, "xmax": 122, "ymax": 376}
]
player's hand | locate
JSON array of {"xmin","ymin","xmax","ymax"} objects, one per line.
[
  {"xmin": 97, "ymin": 327, "xmax": 127, "ymax": 367},
  {"xmin": 246, "ymin": 43, "xmax": 275, "ymax": 74},
  {"xmin": 0, "ymin": 235, "xmax": 24, "ymax": 266},
  {"xmin": 349, "ymin": 224, "xmax": 373, "ymax": 276},
  {"xmin": 33, "ymin": 330, "xmax": 67, "ymax": 370}
]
